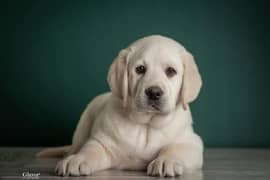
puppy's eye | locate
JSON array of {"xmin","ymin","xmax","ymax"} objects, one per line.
[
  {"xmin": 166, "ymin": 67, "xmax": 177, "ymax": 77},
  {"xmin": 135, "ymin": 65, "xmax": 146, "ymax": 75}
]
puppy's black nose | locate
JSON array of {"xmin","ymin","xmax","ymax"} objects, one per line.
[{"xmin": 145, "ymin": 86, "xmax": 163, "ymax": 100}]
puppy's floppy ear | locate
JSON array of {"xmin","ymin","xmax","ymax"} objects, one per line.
[
  {"xmin": 179, "ymin": 50, "xmax": 202, "ymax": 110},
  {"xmin": 107, "ymin": 48, "xmax": 131, "ymax": 107}
]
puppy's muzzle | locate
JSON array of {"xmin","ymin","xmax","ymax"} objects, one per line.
[{"xmin": 145, "ymin": 86, "xmax": 163, "ymax": 101}]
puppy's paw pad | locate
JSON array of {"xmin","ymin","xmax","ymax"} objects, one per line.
[{"xmin": 147, "ymin": 158, "xmax": 184, "ymax": 177}]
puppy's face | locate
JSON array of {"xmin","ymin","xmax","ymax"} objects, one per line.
[
  {"xmin": 108, "ymin": 35, "xmax": 202, "ymax": 114},
  {"xmin": 128, "ymin": 43, "xmax": 183, "ymax": 114}
]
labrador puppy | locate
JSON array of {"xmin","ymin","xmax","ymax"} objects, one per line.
[{"xmin": 37, "ymin": 35, "xmax": 203, "ymax": 177}]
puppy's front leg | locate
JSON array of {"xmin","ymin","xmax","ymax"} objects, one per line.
[
  {"xmin": 147, "ymin": 142, "xmax": 203, "ymax": 177},
  {"xmin": 56, "ymin": 140, "xmax": 112, "ymax": 176}
]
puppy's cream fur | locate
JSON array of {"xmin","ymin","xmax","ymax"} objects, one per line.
[{"xmin": 38, "ymin": 35, "xmax": 203, "ymax": 177}]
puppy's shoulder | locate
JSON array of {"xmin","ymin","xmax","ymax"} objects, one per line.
[
  {"xmin": 84, "ymin": 92, "xmax": 112, "ymax": 116},
  {"xmin": 91, "ymin": 92, "xmax": 111, "ymax": 104}
]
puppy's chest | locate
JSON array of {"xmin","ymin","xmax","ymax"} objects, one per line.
[{"xmin": 119, "ymin": 124, "xmax": 178, "ymax": 160}]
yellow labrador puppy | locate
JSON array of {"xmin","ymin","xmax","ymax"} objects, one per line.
[{"xmin": 37, "ymin": 35, "xmax": 203, "ymax": 177}]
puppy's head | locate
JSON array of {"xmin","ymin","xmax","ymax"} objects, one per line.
[{"xmin": 108, "ymin": 35, "xmax": 202, "ymax": 114}]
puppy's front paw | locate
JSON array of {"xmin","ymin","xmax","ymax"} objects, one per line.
[
  {"xmin": 147, "ymin": 157, "xmax": 184, "ymax": 177},
  {"xmin": 55, "ymin": 154, "xmax": 93, "ymax": 176}
]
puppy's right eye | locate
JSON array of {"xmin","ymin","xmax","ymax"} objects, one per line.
[{"xmin": 135, "ymin": 65, "xmax": 146, "ymax": 75}]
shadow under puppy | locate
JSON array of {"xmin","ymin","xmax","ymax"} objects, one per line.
[{"xmin": 37, "ymin": 35, "xmax": 203, "ymax": 177}]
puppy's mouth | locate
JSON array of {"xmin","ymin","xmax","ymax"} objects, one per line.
[
  {"xmin": 135, "ymin": 100, "xmax": 163, "ymax": 113},
  {"xmin": 135, "ymin": 95, "xmax": 169, "ymax": 113},
  {"xmin": 148, "ymin": 101, "xmax": 161, "ymax": 111}
]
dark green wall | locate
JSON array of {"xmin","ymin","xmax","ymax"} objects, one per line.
[{"xmin": 1, "ymin": 0, "xmax": 270, "ymax": 147}]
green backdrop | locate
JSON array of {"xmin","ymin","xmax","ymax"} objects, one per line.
[{"xmin": 1, "ymin": 0, "xmax": 270, "ymax": 147}]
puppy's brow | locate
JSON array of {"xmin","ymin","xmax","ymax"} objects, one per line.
[
  {"xmin": 163, "ymin": 62, "xmax": 178, "ymax": 70},
  {"xmin": 134, "ymin": 58, "xmax": 146, "ymax": 66}
]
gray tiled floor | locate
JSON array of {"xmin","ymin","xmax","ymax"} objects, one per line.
[{"xmin": 0, "ymin": 148, "xmax": 270, "ymax": 179}]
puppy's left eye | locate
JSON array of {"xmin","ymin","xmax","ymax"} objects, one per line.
[
  {"xmin": 135, "ymin": 65, "xmax": 146, "ymax": 75},
  {"xmin": 165, "ymin": 67, "xmax": 177, "ymax": 77}
]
